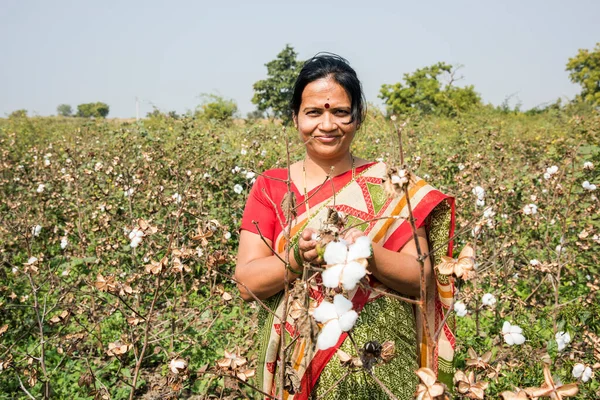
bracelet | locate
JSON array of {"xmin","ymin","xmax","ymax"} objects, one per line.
[
  {"xmin": 286, "ymin": 263, "xmax": 303, "ymax": 275},
  {"xmin": 288, "ymin": 243, "xmax": 304, "ymax": 275}
]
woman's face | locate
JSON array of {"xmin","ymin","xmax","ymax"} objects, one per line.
[{"xmin": 294, "ymin": 77, "xmax": 358, "ymax": 163}]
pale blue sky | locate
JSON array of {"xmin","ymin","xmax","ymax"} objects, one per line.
[{"xmin": 1, "ymin": 0, "xmax": 598, "ymax": 118}]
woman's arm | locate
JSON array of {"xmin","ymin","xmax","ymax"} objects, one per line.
[
  {"xmin": 234, "ymin": 230, "xmax": 302, "ymax": 302},
  {"xmin": 367, "ymin": 226, "xmax": 431, "ymax": 297}
]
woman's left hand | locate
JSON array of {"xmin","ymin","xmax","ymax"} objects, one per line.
[{"xmin": 341, "ymin": 228, "xmax": 366, "ymax": 245}]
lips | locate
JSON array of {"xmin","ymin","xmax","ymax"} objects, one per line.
[{"xmin": 312, "ymin": 135, "xmax": 342, "ymax": 143}]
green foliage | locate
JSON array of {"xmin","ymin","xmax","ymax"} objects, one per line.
[
  {"xmin": 246, "ymin": 109, "xmax": 265, "ymax": 120},
  {"xmin": 0, "ymin": 107, "xmax": 598, "ymax": 398},
  {"xmin": 9, "ymin": 109, "xmax": 28, "ymax": 118},
  {"xmin": 567, "ymin": 42, "xmax": 600, "ymax": 106},
  {"xmin": 56, "ymin": 104, "xmax": 73, "ymax": 117},
  {"xmin": 76, "ymin": 102, "xmax": 110, "ymax": 118},
  {"xmin": 251, "ymin": 44, "xmax": 302, "ymax": 124},
  {"xmin": 146, "ymin": 108, "xmax": 164, "ymax": 119},
  {"xmin": 525, "ymin": 98, "xmax": 563, "ymax": 116},
  {"xmin": 195, "ymin": 94, "xmax": 238, "ymax": 123},
  {"xmin": 379, "ymin": 62, "xmax": 481, "ymax": 117}
]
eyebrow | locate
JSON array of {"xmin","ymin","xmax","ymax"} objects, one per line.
[{"xmin": 302, "ymin": 105, "xmax": 351, "ymax": 112}]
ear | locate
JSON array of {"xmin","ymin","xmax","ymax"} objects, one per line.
[{"xmin": 292, "ymin": 113, "xmax": 298, "ymax": 129}]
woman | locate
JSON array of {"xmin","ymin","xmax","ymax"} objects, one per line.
[{"xmin": 235, "ymin": 54, "xmax": 455, "ymax": 399}]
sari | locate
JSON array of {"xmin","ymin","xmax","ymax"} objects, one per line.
[{"xmin": 244, "ymin": 162, "xmax": 455, "ymax": 399}]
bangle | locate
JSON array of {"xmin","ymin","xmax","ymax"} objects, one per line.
[
  {"xmin": 286, "ymin": 263, "xmax": 302, "ymax": 275},
  {"xmin": 288, "ymin": 243, "xmax": 303, "ymax": 275}
]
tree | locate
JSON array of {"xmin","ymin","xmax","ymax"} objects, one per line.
[
  {"xmin": 146, "ymin": 108, "xmax": 165, "ymax": 119},
  {"xmin": 566, "ymin": 42, "xmax": 600, "ymax": 107},
  {"xmin": 195, "ymin": 94, "xmax": 238, "ymax": 123},
  {"xmin": 56, "ymin": 104, "xmax": 73, "ymax": 117},
  {"xmin": 246, "ymin": 109, "xmax": 265, "ymax": 120},
  {"xmin": 76, "ymin": 102, "xmax": 109, "ymax": 118},
  {"xmin": 252, "ymin": 44, "xmax": 302, "ymax": 124},
  {"xmin": 379, "ymin": 62, "xmax": 481, "ymax": 117},
  {"xmin": 8, "ymin": 109, "xmax": 28, "ymax": 118}
]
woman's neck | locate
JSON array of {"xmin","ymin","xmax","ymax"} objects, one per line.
[{"xmin": 304, "ymin": 153, "xmax": 354, "ymax": 181}]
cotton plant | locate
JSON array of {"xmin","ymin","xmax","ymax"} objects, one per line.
[
  {"xmin": 321, "ymin": 236, "xmax": 372, "ymax": 291},
  {"xmin": 312, "ymin": 294, "xmax": 359, "ymax": 350}
]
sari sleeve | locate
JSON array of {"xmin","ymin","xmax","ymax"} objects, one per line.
[{"xmin": 240, "ymin": 174, "xmax": 277, "ymax": 241}]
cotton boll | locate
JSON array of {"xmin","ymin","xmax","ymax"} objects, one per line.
[
  {"xmin": 347, "ymin": 236, "xmax": 372, "ymax": 261},
  {"xmin": 323, "ymin": 241, "xmax": 348, "ymax": 265},
  {"xmin": 337, "ymin": 310, "xmax": 358, "ymax": 331},
  {"xmin": 555, "ymin": 331, "xmax": 571, "ymax": 351},
  {"xmin": 312, "ymin": 301, "xmax": 337, "ymax": 323},
  {"xmin": 32, "ymin": 225, "xmax": 42, "ymax": 237},
  {"xmin": 316, "ymin": 321, "xmax": 342, "ymax": 350},
  {"xmin": 321, "ymin": 264, "xmax": 344, "ymax": 289},
  {"xmin": 572, "ymin": 363, "xmax": 592, "ymax": 381},
  {"xmin": 481, "ymin": 293, "xmax": 497, "ymax": 307},
  {"xmin": 340, "ymin": 261, "xmax": 367, "ymax": 291},
  {"xmin": 472, "ymin": 186, "xmax": 485, "ymax": 200},
  {"xmin": 333, "ymin": 294, "xmax": 354, "ymax": 315},
  {"xmin": 582, "ymin": 366, "xmax": 593, "ymax": 382},
  {"xmin": 454, "ymin": 301, "xmax": 468, "ymax": 317},
  {"xmin": 502, "ymin": 321, "xmax": 526, "ymax": 345}
]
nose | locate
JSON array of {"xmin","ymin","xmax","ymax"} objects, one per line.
[{"xmin": 319, "ymin": 112, "xmax": 337, "ymax": 132}]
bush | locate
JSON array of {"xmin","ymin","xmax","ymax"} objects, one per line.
[
  {"xmin": 76, "ymin": 102, "xmax": 110, "ymax": 118},
  {"xmin": 195, "ymin": 94, "xmax": 238, "ymax": 123}
]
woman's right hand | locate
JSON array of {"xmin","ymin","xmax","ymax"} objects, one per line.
[{"xmin": 297, "ymin": 228, "xmax": 322, "ymax": 265}]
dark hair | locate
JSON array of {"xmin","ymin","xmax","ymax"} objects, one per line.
[{"xmin": 291, "ymin": 53, "xmax": 366, "ymax": 126}]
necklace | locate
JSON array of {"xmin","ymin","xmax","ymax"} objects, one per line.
[{"xmin": 302, "ymin": 154, "xmax": 355, "ymax": 217}]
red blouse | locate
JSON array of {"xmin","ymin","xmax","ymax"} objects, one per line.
[{"xmin": 240, "ymin": 164, "xmax": 377, "ymax": 243}]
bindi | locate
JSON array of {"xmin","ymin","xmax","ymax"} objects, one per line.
[{"xmin": 324, "ymin": 103, "xmax": 330, "ymax": 109}]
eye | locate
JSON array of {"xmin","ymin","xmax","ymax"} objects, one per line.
[
  {"xmin": 306, "ymin": 109, "xmax": 320, "ymax": 116},
  {"xmin": 334, "ymin": 109, "xmax": 350, "ymax": 116}
]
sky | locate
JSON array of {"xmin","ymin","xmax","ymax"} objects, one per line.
[{"xmin": 1, "ymin": 0, "xmax": 598, "ymax": 118}]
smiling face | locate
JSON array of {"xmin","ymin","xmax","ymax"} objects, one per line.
[{"xmin": 293, "ymin": 76, "xmax": 358, "ymax": 164}]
